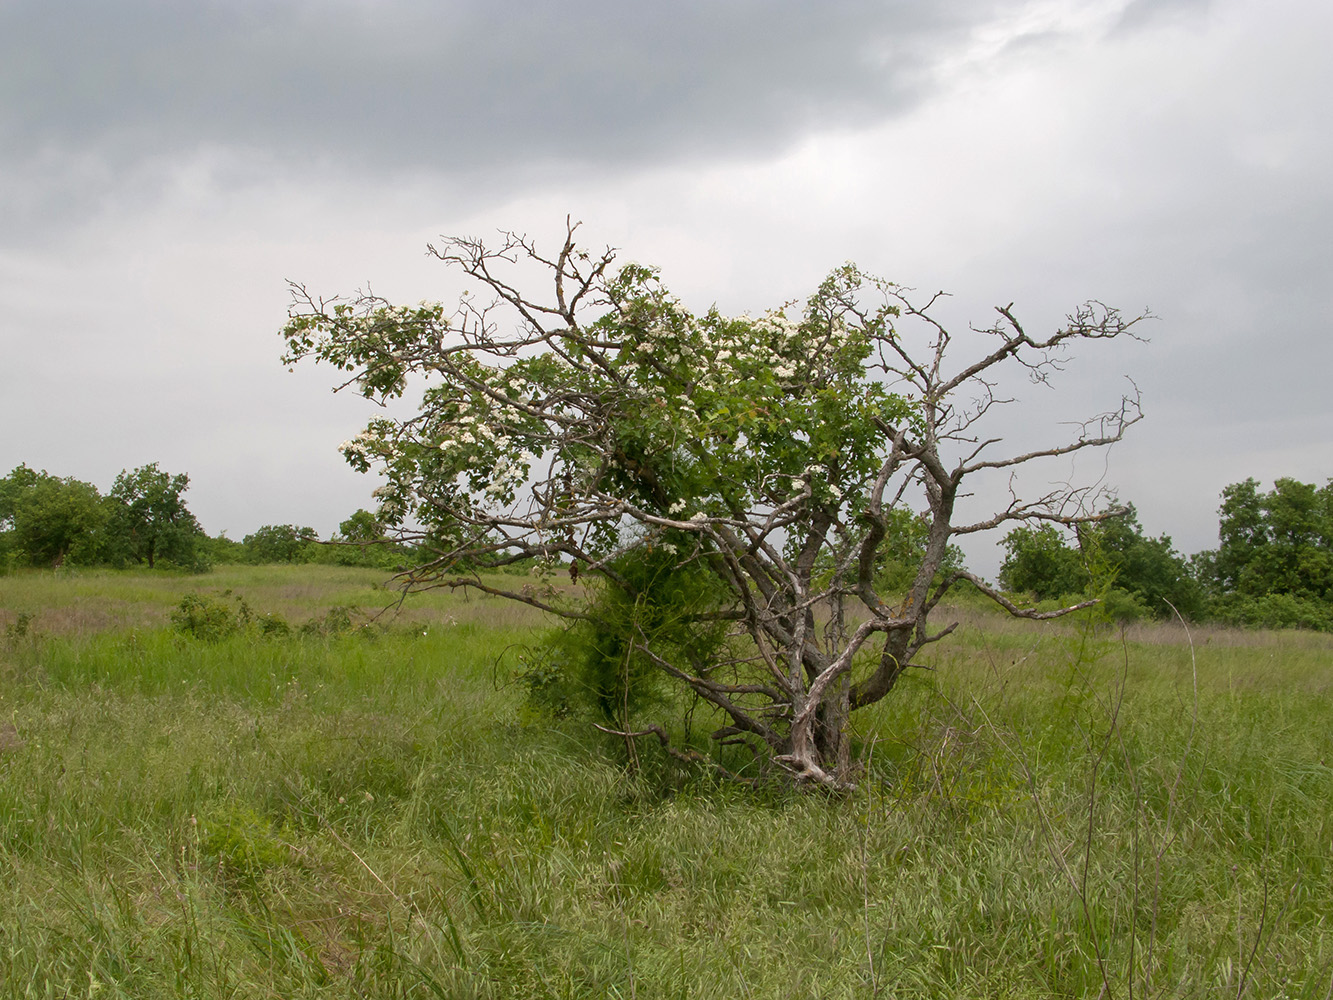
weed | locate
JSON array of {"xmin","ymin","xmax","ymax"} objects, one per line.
[{"xmin": 4, "ymin": 609, "xmax": 34, "ymax": 644}]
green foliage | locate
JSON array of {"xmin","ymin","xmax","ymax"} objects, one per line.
[
  {"xmin": 1085, "ymin": 506, "xmax": 1205, "ymax": 619},
  {"xmin": 4, "ymin": 609, "xmax": 34, "ymax": 642},
  {"xmin": 0, "ymin": 462, "xmax": 210, "ymax": 573},
  {"xmin": 199, "ymin": 530, "xmax": 246, "ymax": 564},
  {"xmin": 521, "ymin": 543, "xmax": 728, "ymax": 725},
  {"xmin": 197, "ymin": 804, "xmax": 291, "ymax": 888},
  {"xmin": 1000, "ymin": 506, "xmax": 1202, "ymax": 620},
  {"xmin": 298, "ymin": 605, "xmax": 356, "ymax": 637},
  {"xmin": 170, "ymin": 593, "xmax": 242, "ymax": 641},
  {"xmin": 257, "ymin": 610, "xmax": 292, "ymax": 637},
  {"xmin": 0, "ymin": 464, "xmax": 109, "ymax": 567},
  {"xmin": 241, "ymin": 523, "xmax": 319, "ymax": 563},
  {"xmin": 999, "ymin": 524, "xmax": 1088, "ymax": 600},
  {"xmin": 338, "ymin": 508, "xmax": 382, "ymax": 543},
  {"xmin": 1208, "ymin": 477, "xmax": 1333, "ymax": 603},
  {"xmin": 872, "ymin": 507, "xmax": 966, "ymax": 593},
  {"xmin": 1207, "ymin": 591, "xmax": 1333, "ymax": 631},
  {"xmin": 106, "ymin": 462, "xmax": 205, "ymax": 570},
  {"xmin": 1188, "ymin": 477, "xmax": 1333, "ymax": 630},
  {"xmin": 170, "ymin": 591, "xmax": 345, "ymax": 642}
]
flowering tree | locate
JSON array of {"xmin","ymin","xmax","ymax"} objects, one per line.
[{"xmin": 282, "ymin": 222, "xmax": 1144, "ymax": 787}]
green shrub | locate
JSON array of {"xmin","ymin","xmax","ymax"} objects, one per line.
[
  {"xmin": 257, "ymin": 611, "xmax": 291, "ymax": 637},
  {"xmin": 3, "ymin": 610, "xmax": 34, "ymax": 643},
  {"xmin": 520, "ymin": 543, "xmax": 727, "ymax": 726},
  {"xmin": 1208, "ymin": 591, "xmax": 1333, "ymax": 631},
  {"xmin": 1097, "ymin": 587, "xmax": 1150, "ymax": 624},
  {"xmin": 171, "ymin": 592, "xmax": 366, "ymax": 641},
  {"xmin": 298, "ymin": 605, "xmax": 357, "ymax": 637},
  {"xmin": 170, "ymin": 593, "xmax": 240, "ymax": 641}
]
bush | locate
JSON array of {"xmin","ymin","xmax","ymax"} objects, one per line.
[
  {"xmin": 298, "ymin": 605, "xmax": 357, "ymax": 637},
  {"xmin": 1096, "ymin": 587, "xmax": 1150, "ymax": 624},
  {"xmin": 1207, "ymin": 591, "xmax": 1333, "ymax": 631},
  {"xmin": 170, "ymin": 593, "xmax": 356, "ymax": 641},
  {"xmin": 519, "ymin": 544, "xmax": 727, "ymax": 726},
  {"xmin": 170, "ymin": 593, "xmax": 240, "ymax": 642},
  {"xmin": 240, "ymin": 524, "xmax": 319, "ymax": 564},
  {"xmin": 197, "ymin": 804, "xmax": 292, "ymax": 889}
]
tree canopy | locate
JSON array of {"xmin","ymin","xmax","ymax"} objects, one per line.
[
  {"xmin": 107, "ymin": 462, "xmax": 204, "ymax": 569},
  {"xmin": 283, "ymin": 222, "xmax": 1146, "ymax": 786},
  {"xmin": 1195, "ymin": 477, "xmax": 1333, "ymax": 629},
  {"xmin": 0, "ymin": 464, "xmax": 108, "ymax": 568},
  {"xmin": 1000, "ymin": 505, "xmax": 1202, "ymax": 621}
]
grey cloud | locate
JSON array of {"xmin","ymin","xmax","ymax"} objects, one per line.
[{"xmin": 2, "ymin": 0, "xmax": 987, "ymax": 176}]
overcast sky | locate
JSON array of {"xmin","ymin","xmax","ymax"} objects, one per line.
[{"xmin": 3, "ymin": 0, "xmax": 1329, "ymax": 577}]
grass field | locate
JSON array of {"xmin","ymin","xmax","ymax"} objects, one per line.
[{"xmin": 1, "ymin": 565, "xmax": 1331, "ymax": 998}]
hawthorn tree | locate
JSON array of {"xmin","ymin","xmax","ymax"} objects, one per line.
[{"xmin": 282, "ymin": 222, "xmax": 1145, "ymax": 787}]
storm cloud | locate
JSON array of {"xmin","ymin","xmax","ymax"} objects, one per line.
[{"xmin": 2, "ymin": 0, "xmax": 1329, "ymax": 575}]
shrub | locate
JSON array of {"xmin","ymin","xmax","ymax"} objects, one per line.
[
  {"xmin": 520, "ymin": 545, "xmax": 727, "ymax": 726},
  {"xmin": 1208, "ymin": 591, "xmax": 1333, "ymax": 631},
  {"xmin": 170, "ymin": 593, "xmax": 240, "ymax": 642}
]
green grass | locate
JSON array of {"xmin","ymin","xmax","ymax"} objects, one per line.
[{"xmin": 1, "ymin": 567, "xmax": 1331, "ymax": 997}]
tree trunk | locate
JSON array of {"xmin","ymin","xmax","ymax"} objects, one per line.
[
  {"xmin": 815, "ymin": 673, "xmax": 852, "ymax": 779},
  {"xmin": 783, "ymin": 672, "xmax": 854, "ymax": 787}
]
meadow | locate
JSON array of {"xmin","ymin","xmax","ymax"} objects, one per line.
[{"xmin": 0, "ymin": 565, "xmax": 1330, "ymax": 998}]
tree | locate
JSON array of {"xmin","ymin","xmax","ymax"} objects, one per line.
[
  {"xmin": 999, "ymin": 524, "xmax": 1088, "ymax": 601},
  {"xmin": 282, "ymin": 222, "xmax": 1145, "ymax": 787},
  {"xmin": 0, "ymin": 464, "xmax": 108, "ymax": 567},
  {"xmin": 1000, "ymin": 505, "xmax": 1203, "ymax": 620},
  {"xmin": 1089, "ymin": 505, "xmax": 1203, "ymax": 619},
  {"xmin": 338, "ymin": 509, "xmax": 385, "ymax": 544},
  {"xmin": 106, "ymin": 463, "xmax": 204, "ymax": 569},
  {"xmin": 1197, "ymin": 477, "xmax": 1333, "ymax": 629},
  {"xmin": 1211, "ymin": 477, "xmax": 1333, "ymax": 602},
  {"xmin": 242, "ymin": 524, "xmax": 318, "ymax": 564}
]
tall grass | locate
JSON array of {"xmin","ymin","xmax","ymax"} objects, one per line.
[{"xmin": 0, "ymin": 568, "xmax": 1330, "ymax": 997}]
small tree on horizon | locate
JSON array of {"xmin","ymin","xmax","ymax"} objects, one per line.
[
  {"xmin": 107, "ymin": 462, "xmax": 204, "ymax": 569},
  {"xmin": 0, "ymin": 464, "xmax": 109, "ymax": 568},
  {"xmin": 1000, "ymin": 505, "xmax": 1203, "ymax": 620},
  {"xmin": 241, "ymin": 524, "xmax": 319, "ymax": 564},
  {"xmin": 282, "ymin": 222, "xmax": 1146, "ymax": 787}
]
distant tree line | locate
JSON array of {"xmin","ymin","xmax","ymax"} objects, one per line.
[
  {"xmin": 0, "ymin": 463, "xmax": 415, "ymax": 573},
  {"xmin": 999, "ymin": 477, "xmax": 1333, "ymax": 629},
  {"xmin": 5, "ymin": 461, "xmax": 1331, "ymax": 631}
]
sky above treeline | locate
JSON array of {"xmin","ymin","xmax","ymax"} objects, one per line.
[{"xmin": 3, "ymin": 0, "xmax": 1329, "ymax": 578}]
